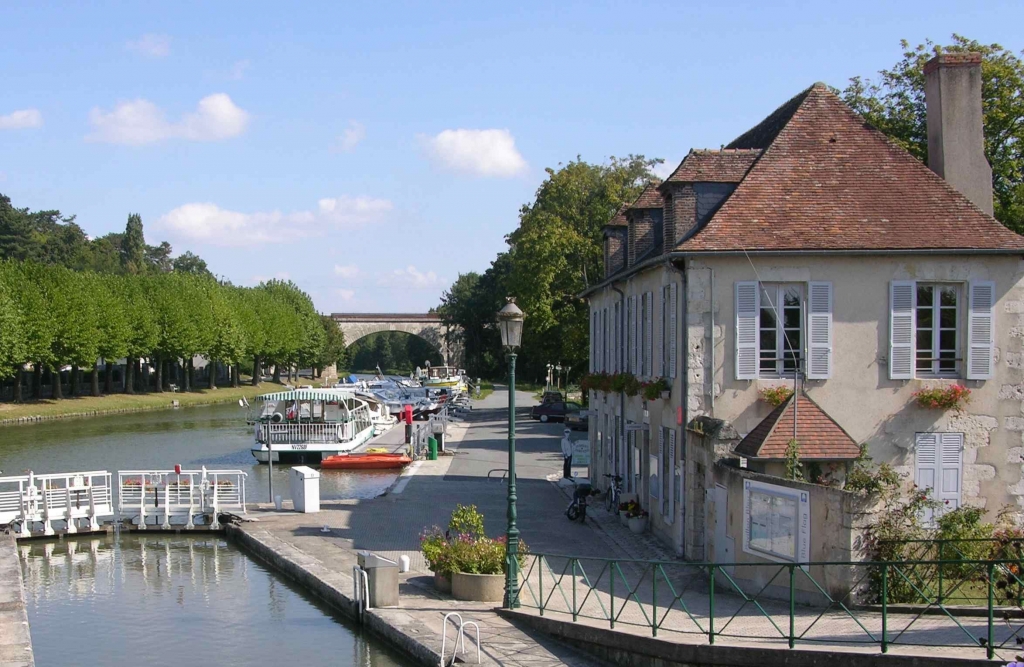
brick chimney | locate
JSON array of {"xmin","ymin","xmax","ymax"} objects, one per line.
[{"xmin": 924, "ymin": 53, "xmax": 993, "ymax": 215}]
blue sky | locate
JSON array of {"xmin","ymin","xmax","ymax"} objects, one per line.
[{"xmin": 1, "ymin": 1, "xmax": 1021, "ymax": 313}]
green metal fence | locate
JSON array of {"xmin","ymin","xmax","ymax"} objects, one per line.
[{"xmin": 511, "ymin": 552, "xmax": 1024, "ymax": 660}]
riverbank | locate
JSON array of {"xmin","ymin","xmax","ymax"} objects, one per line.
[
  {"xmin": 0, "ymin": 536, "xmax": 34, "ymax": 667},
  {"xmin": 0, "ymin": 383, "xmax": 276, "ymax": 427}
]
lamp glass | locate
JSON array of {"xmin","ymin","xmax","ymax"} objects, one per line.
[{"xmin": 496, "ymin": 300, "xmax": 525, "ymax": 350}]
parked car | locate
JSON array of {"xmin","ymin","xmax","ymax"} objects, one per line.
[
  {"xmin": 531, "ymin": 401, "xmax": 581, "ymax": 423},
  {"xmin": 565, "ymin": 409, "xmax": 589, "ymax": 431},
  {"xmin": 540, "ymin": 391, "xmax": 564, "ymax": 404}
]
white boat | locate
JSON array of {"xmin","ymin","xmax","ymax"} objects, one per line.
[
  {"xmin": 249, "ymin": 388, "xmax": 378, "ymax": 464},
  {"xmin": 419, "ymin": 365, "xmax": 467, "ymax": 392}
]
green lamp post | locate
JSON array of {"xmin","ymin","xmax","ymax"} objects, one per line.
[{"xmin": 496, "ymin": 298, "xmax": 525, "ymax": 608}]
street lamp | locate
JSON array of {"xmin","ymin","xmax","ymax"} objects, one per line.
[
  {"xmin": 496, "ymin": 298, "xmax": 525, "ymax": 609},
  {"xmin": 555, "ymin": 364, "xmax": 563, "ymax": 391}
]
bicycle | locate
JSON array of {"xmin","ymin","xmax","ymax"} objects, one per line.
[
  {"xmin": 565, "ymin": 474, "xmax": 595, "ymax": 523},
  {"xmin": 603, "ymin": 473, "xmax": 624, "ymax": 513}
]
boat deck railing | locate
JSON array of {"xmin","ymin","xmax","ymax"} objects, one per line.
[
  {"xmin": 0, "ymin": 471, "xmax": 114, "ymax": 535},
  {"xmin": 260, "ymin": 421, "xmax": 344, "ymax": 444}
]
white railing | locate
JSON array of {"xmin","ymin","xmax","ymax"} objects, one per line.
[
  {"xmin": 260, "ymin": 422, "xmax": 343, "ymax": 444},
  {"xmin": 117, "ymin": 468, "xmax": 247, "ymax": 530},
  {"xmin": 0, "ymin": 471, "xmax": 114, "ymax": 536}
]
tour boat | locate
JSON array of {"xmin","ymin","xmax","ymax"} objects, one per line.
[
  {"xmin": 320, "ymin": 453, "xmax": 413, "ymax": 470},
  {"xmin": 248, "ymin": 388, "xmax": 378, "ymax": 464}
]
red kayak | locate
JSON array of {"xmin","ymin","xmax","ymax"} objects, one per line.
[{"xmin": 321, "ymin": 453, "xmax": 412, "ymax": 470}]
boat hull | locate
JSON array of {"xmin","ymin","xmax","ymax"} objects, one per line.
[{"xmin": 321, "ymin": 453, "xmax": 412, "ymax": 470}]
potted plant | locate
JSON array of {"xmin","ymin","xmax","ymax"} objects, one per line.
[
  {"xmin": 618, "ymin": 501, "xmax": 631, "ymax": 526},
  {"xmin": 641, "ymin": 378, "xmax": 670, "ymax": 401},
  {"xmin": 419, "ymin": 526, "xmax": 452, "ymax": 593},
  {"xmin": 623, "ymin": 374, "xmax": 641, "ymax": 398},
  {"xmin": 627, "ymin": 506, "xmax": 649, "ymax": 534},
  {"xmin": 759, "ymin": 385, "xmax": 794, "ymax": 407},
  {"xmin": 912, "ymin": 384, "xmax": 971, "ymax": 411}
]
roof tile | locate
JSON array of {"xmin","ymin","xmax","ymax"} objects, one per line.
[
  {"xmin": 664, "ymin": 149, "xmax": 762, "ymax": 184},
  {"xmin": 629, "ymin": 183, "xmax": 663, "ymax": 210},
  {"xmin": 734, "ymin": 393, "xmax": 860, "ymax": 460}
]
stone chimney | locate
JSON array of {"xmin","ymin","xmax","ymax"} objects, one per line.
[{"xmin": 924, "ymin": 53, "xmax": 993, "ymax": 215}]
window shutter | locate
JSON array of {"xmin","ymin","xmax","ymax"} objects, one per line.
[
  {"xmin": 939, "ymin": 433, "xmax": 963, "ymax": 512},
  {"xmin": 667, "ymin": 429, "xmax": 676, "ymax": 524},
  {"xmin": 646, "ymin": 292, "xmax": 654, "ymax": 377},
  {"xmin": 658, "ymin": 428, "xmax": 665, "ymax": 515},
  {"xmin": 590, "ymin": 310, "xmax": 596, "ymax": 373},
  {"xmin": 967, "ymin": 281, "xmax": 995, "ymax": 380},
  {"xmin": 735, "ymin": 281, "xmax": 759, "ymax": 380},
  {"xmin": 806, "ymin": 282, "xmax": 833, "ymax": 379},
  {"xmin": 631, "ymin": 296, "xmax": 638, "ymax": 374},
  {"xmin": 660, "ymin": 287, "xmax": 667, "ymax": 377},
  {"xmin": 669, "ymin": 282, "xmax": 678, "ymax": 379},
  {"xmin": 915, "ymin": 433, "xmax": 938, "ymax": 525},
  {"xmin": 889, "ymin": 281, "xmax": 915, "ymax": 380}
]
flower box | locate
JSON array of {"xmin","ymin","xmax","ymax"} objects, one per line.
[
  {"xmin": 434, "ymin": 572, "xmax": 452, "ymax": 594},
  {"xmin": 912, "ymin": 384, "xmax": 971, "ymax": 411},
  {"xmin": 452, "ymin": 572, "xmax": 504, "ymax": 602},
  {"xmin": 628, "ymin": 516, "xmax": 647, "ymax": 534}
]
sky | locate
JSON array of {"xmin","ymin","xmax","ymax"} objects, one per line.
[{"xmin": 1, "ymin": 1, "xmax": 1021, "ymax": 314}]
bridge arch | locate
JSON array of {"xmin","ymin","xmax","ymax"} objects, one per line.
[{"xmin": 331, "ymin": 313, "xmax": 462, "ymax": 366}]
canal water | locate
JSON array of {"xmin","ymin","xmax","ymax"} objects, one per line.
[
  {"xmin": 0, "ymin": 402, "xmax": 400, "ymax": 503},
  {"xmin": 20, "ymin": 534, "xmax": 411, "ymax": 667}
]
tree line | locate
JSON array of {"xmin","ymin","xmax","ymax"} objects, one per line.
[{"xmin": 345, "ymin": 331, "xmax": 444, "ymax": 375}]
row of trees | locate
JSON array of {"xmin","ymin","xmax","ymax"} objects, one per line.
[
  {"xmin": 0, "ymin": 261, "xmax": 345, "ymax": 400},
  {"xmin": 346, "ymin": 331, "xmax": 443, "ymax": 374}
]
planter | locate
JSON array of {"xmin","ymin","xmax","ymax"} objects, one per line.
[
  {"xmin": 619, "ymin": 512, "xmax": 630, "ymax": 527},
  {"xmin": 660, "ymin": 390, "xmax": 670, "ymax": 400},
  {"xmin": 628, "ymin": 516, "xmax": 647, "ymax": 534},
  {"xmin": 452, "ymin": 572, "xmax": 504, "ymax": 602},
  {"xmin": 433, "ymin": 572, "xmax": 452, "ymax": 594}
]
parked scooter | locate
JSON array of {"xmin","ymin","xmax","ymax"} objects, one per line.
[{"xmin": 565, "ymin": 473, "xmax": 596, "ymax": 523}]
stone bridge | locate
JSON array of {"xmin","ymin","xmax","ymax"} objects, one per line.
[{"xmin": 330, "ymin": 313, "xmax": 462, "ymax": 366}]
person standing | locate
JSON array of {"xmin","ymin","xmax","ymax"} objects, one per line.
[{"xmin": 561, "ymin": 428, "xmax": 573, "ymax": 478}]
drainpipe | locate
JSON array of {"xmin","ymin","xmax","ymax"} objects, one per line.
[
  {"xmin": 666, "ymin": 260, "xmax": 688, "ymax": 557},
  {"xmin": 709, "ymin": 267, "xmax": 715, "ymax": 413},
  {"xmin": 611, "ymin": 283, "xmax": 627, "ymax": 490}
]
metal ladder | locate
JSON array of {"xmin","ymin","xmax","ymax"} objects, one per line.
[{"xmin": 440, "ymin": 612, "xmax": 480, "ymax": 666}]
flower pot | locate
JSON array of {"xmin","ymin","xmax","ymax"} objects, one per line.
[
  {"xmin": 452, "ymin": 572, "xmax": 504, "ymax": 602},
  {"xmin": 619, "ymin": 512, "xmax": 630, "ymax": 527},
  {"xmin": 628, "ymin": 516, "xmax": 647, "ymax": 534},
  {"xmin": 660, "ymin": 390, "xmax": 670, "ymax": 400},
  {"xmin": 434, "ymin": 572, "xmax": 452, "ymax": 594}
]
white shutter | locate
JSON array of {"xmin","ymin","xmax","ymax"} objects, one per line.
[
  {"xmin": 915, "ymin": 433, "xmax": 938, "ymax": 524},
  {"xmin": 658, "ymin": 428, "xmax": 665, "ymax": 515},
  {"xmin": 646, "ymin": 292, "xmax": 654, "ymax": 377},
  {"xmin": 967, "ymin": 281, "xmax": 995, "ymax": 380},
  {"xmin": 939, "ymin": 433, "xmax": 963, "ymax": 511},
  {"xmin": 807, "ymin": 282, "xmax": 833, "ymax": 379},
  {"xmin": 590, "ymin": 310, "xmax": 596, "ymax": 373},
  {"xmin": 889, "ymin": 281, "xmax": 915, "ymax": 380},
  {"xmin": 660, "ymin": 287, "xmax": 667, "ymax": 377},
  {"xmin": 667, "ymin": 429, "xmax": 676, "ymax": 524},
  {"xmin": 611, "ymin": 304, "xmax": 617, "ymax": 373},
  {"xmin": 669, "ymin": 282, "xmax": 678, "ymax": 379},
  {"xmin": 631, "ymin": 296, "xmax": 638, "ymax": 374},
  {"xmin": 735, "ymin": 281, "xmax": 759, "ymax": 380}
]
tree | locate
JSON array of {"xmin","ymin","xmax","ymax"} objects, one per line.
[
  {"xmin": 0, "ymin": 265, "xmax": 24, "ymax": 383},
  {"xmin": 120, "ymin": 213, "xmax": 146, "ymax": 275},
  {"xmin": 90, "ymin": 273, "xmax": 131, "ymax": 396},
  {"xmin": 146, "ymin": 241, "xmax": 173, "ymax": 273},
  {"xmin": 37, "ymin": 266, "xmax": 101, "ymax": 398},
  {"xmin": 172, "ymin": 251, "xmax": 211, "ymax": 275},
  {"xmin": 318, "ymin": 315, "xmax": 347, "ymax": 377},
  {"xmin": 843, "ymin": 35, "xmax": 1024, "ymax": 232}
]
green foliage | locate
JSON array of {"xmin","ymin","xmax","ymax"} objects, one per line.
[
  {"xmin": 845, "ymin": 444, "xmax": 902, "ymax": 495},
  {"xmin": 120, "ymin": 214, "xmax": 147, "ymax": 275},
  {"xmin": 319, "ymin": 316, "xmax": 347, "ymax": 371},
  {"xmin": 448, "ymin": 504, "xmax": 485, "ymax": 539},
  {"xmin": 784, "ymin": 440, "xmax": 805, "ymax": 481},
  {"xmin": 171, "ymin": 251, "xmax": 209, "ymax": 275},
  {"xmin": 420, "ymin": 505, "xmax": 526, "ymax": 577},
  {"xmin": 843, "ymin": 35, "xmax": 1024, "ymax": 232},
  {"xmin": 912, "ymin": 384, "xmax": 971, "ymax": 410},
  {"xmin": 345, "ymin": 331, "xmax": 443, "ymax": 374},
  {"xmin": 640, "ymin": 377, "xmax": 670, "ymax": 401},
  {"xmin": 759, "ymin": 386, "xmax": 794, "ymax": 407}
]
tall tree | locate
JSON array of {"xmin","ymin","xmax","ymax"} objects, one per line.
[
  {"xmin": 172, "ymin": 251, "xmax": 211, "ymax": 275},
  {"xmin": 120, "ymin": 213, "xmax": 146, "ymax": 275},
  {"xmin": 843, "ymin": 35, "xmax": 1024, "ymax": 232}
]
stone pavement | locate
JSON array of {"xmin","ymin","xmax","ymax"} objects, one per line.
[
  {"xmin": 0, "ymin": 536, "xmax": 33, "ymax": 667},
  {"xmin": 237, "ymin": 388, "xmax": 1012, "ymax": 665}
]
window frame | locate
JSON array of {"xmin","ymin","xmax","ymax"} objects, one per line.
[
  {"xmin": 915, "ymin": 283, "xmax": 962, "ymax": 379},
  {"xmin": 758, "ymin": 282, "xmax": 805, "ymax": 378}
]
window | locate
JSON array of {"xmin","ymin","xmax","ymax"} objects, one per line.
[
  {"xmin": 759, "ymin": 284, "xmax": 803, "ymax": 376},
  {"xmin": 889, "ymin": 281, "xmax": 994, "ymax": 381},
  {"xmin": 916, "ymin": 284, "xmax": 959, "ymax": 377},
  {"xmin": 742, "ymin": 479, "xmax": 811, "ymax": 564},
  {"xmin": 915, "ymin": 432, "xmax": 963, "ymax": 523}
]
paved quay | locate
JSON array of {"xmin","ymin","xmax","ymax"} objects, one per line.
[
  {"xmin": 233, "ymin": 389, "xmax": 1006, "ymax": 666},
  {"xmin": 0, "ymin": 536, "xmax": 33, "ymax": 667}
]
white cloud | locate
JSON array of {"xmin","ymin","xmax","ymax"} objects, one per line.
[
  {"xmin": 157, "ymin": 195, "xmax": 393, "ymax": 247},
  {"xmin": 333, "ymin": 120, "xmax": 365, "ymax": 153},
  {"xmin": 0, "ymin": 109, "xmax": 43, "ymax": 130},
  {"xmin": 333, "ymin": 264, "xmax": 360, "ymax": 278},
  {"xmin": 379, "ymin": 265, "xmax": 447, "ymax": 290},
  {"xmin": 87, "ymin": 93, "xmax": 249, "ymax": 145},
  {"xmin": 336, "ymin": 289, "xmax": 356, "ymax": 301},
  {"xmin": 653, "ymin": 160, "xmax": 677, "ymax": 180},
  {"xmin": 422, "ymin": 128, "xmax": 527, "ymax": 177},
  {"xmin": 126, "ymin": 33, "xmax": 171, "ymax": 58},
  {"xmin": 228, "ymin": 59, "xmax": 250, "ymax": 80}
]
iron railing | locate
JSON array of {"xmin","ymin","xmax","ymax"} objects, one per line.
[{"xmin": 512, "ymin": 552, "xmax": 1024, "ymax": 660}]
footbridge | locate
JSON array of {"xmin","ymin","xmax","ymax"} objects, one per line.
[{"xmin": 330, "ymin": 313, "xmax": 461, "ymax": 366}]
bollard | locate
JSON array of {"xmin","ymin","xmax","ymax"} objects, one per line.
[
  {"xmin": 428, "ymin": 436, "xmax": 438, "ymax": 460},
  {"xmin": 404, "ymin": 405, "xmax": 414, "ymax": 444}
]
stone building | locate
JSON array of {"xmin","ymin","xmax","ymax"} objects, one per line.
[{"xmin": 583, "ymin": 54, "xmax": 1024, "ymax": 566}]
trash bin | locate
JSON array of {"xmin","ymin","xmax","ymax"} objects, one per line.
[
  {"xmin": 431, "ymin": 420, "xmax": 445, "ymax": 452},
  {"xmin": 356, "ymin": 551, "xmax": 399, "ymax": 607},
  {"xmin": 427, "ymin": 436, "xmax": 438, "ymax": 460},
  {"xmin": 289, "ymin": 466, "xmax": 320, "ymax": 513}
]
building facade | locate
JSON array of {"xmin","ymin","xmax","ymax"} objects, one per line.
[{"xmin": 584, "ymin": 54, "xmax": 1024, "ymax": 564}]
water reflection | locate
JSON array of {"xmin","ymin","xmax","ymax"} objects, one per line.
[
  {"xmin": 0, "ymin": 403, "xmax": 399, "ymax": 502},
  {"xmin": 21, "ymin": 534, "xmax": 410, "ymax": 667}
]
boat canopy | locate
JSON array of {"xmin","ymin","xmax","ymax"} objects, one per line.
[{"xmin": 255, "ymin": 388, "xmax": 356, "ymax": 402}]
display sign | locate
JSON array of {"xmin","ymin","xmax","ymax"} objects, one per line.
[
  {"xmin": 625, "ymin": 422, "xmax": 644, "ymax": 432},
  {"xmin": 571, "ymin": 440, "xmax": 591, "ymax": 466},
  {"xmin": 742, "ymin": 479, "xmax": 810, "ymax": 566}
]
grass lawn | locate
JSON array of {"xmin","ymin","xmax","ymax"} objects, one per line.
[{"xmin": 0, "ymin": 382, "xmax": 284, "ymax": 424}]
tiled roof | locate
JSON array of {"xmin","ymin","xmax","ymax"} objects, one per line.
[
  {"xmin": 629, "ymin": 183, "xmax": 663, "ymax": 210},
  {"xmin": 663, "ymin": 149, "xmax": 762, "ymax": 184},
  {"xmin": 734, "ymin": 393, "xmax": 860, "ymax": 460},
  {"xmin": 605, "ymin": 204, "xmax": 629, "ymax": 228},
  {"xmin": 675, "ymin": 83, "xmax": 1024, "ymax": 252}
]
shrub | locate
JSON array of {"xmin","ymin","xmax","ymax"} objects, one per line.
[
  {"xmin": 912, "ymin": 384, "xmax": 971, "ymax": 410},
  {"xmin": 420, "ymin": 506, "xmax": 525, "ymax": 577},
  {"xmin": 784, "ymin": 440, "xmax": 805, "ymax": 481},
  {"xmin": 449, "ymin": 503, "xmax": 485, "ymax": 539},
  {"xmin": 759, "ymin": 385, "xmax": 794, "ymax": 407}
]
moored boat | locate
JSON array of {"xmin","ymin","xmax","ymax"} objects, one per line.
[{"xmin": 320, "ymin": 453, "xmax": 412, "ymax": 470}]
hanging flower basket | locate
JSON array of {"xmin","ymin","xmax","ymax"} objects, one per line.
[
  {"xmin": 641, "ymin": 378, "xmax": 670, "ymax": 401},
  {"xmin": 759, "ymin": 386, "xmax": 794, "ymax": 407},
  {"xmin": 912, "ymin": 384, "xmax": 971, "ymax": 410}
]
